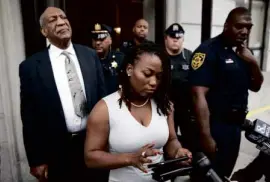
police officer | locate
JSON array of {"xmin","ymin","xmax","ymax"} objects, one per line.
[
  {"xmin": 189, "ymin": 7, "xmax": 264, "ymax": 180},
  {"xmin": 120, "ymin": 19, "xmax": 153, "ymax": 55},
  {"xmin": 164, "ymin": 23, "xmax": 194, "ymax": 150},
  {"xmin": 91, "ymin": 23, "xmax": 124, "ymax": 95}
]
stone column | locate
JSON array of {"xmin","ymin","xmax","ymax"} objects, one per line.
[
  {"xmin": 263, "ymin": 2, "xmax": 270, "ymax": 71},
  {"xmin": 0, "ymin": 0, "xmax": 32, "ymax": 181}
]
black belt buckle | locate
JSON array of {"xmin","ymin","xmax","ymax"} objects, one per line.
[
  {"xmin": 71, "ymin": 133, "xmax": 78, "ymax": 138},
  {"xmin": 70, "ymin": 130, "xmax": 85, "ymax": 139}
]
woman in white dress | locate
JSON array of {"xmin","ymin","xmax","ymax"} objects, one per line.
[{"xmin": 84, "ymin": 43, "xmax": 192, "ymax": 182}]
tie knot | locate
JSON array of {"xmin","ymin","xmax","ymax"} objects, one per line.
[
  {"xmin": 62, "ymin": 51, "xmax": 71, "ymax": 63},
  {"xmin": 62, "ymin": 51, "xmax": 70, "ymax": 56}
]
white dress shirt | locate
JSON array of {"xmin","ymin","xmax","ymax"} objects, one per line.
[{"xmin": 49, "ymin": 43, "xmax": 87, "ymax": 133}]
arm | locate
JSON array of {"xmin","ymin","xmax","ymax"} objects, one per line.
[
  {"xmin": 237, "ymin": 46, "xmax": 264, "ymax": 92},
  {"xmin": 84, "ymin": 100, "xmax": 131, "ymax": 169},
  {"xmin": 164, "ymin": 104, "xmax": 192, "ymax": 159},
  {"xmin": 192, "ymin": 86, "xmax": 217, "ymax": 157},
  {"xmin": 191, "ymin": 86, "xmax": 210, "ymax": 137},
  {"xmin": 84, "ymin": 100, "xmax": 157, "ymax": 171},
  {"xmin": 247, "ymin": 60, "xmax": 263, "ymax": 92},
  {"xmin": 19, "ymin": 62, "xmax": 48, "ymax": 178},
  {"xmin": 188, "ymin": 46, "xmax": 217, "ymax": 156}
]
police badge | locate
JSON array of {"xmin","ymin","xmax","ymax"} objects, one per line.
[
  {"xmin": 111, "ymin": 61, "xmax": 118, "ymax": 68},
  {"xmin": 111, "ymin": 55, "xmax": 118, "ymax": 68},
  {"xmin": 191, "ymin": 53, "xmax": 206, "ymax": 70}
]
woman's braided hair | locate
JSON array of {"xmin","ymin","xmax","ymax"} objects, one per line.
[{"xmin": 118, "ymin": 42, "xmax": 172, "ymax": 116}]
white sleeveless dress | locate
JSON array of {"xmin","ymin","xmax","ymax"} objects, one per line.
[{"xmin": 102, "ymin": 92, "xmax": 170, "ymax": 182}]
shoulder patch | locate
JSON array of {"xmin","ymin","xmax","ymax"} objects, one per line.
[{"xmin": 191, "ymin": 52, "xmax": 206, "ymax": 70}]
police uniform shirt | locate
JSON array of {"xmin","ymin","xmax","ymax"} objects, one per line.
[
  {"xmin": 120, "ymin": 39, "xmax": 154, "ymax": 55},
  {"xmin": 101, "ymin": 50, "xmax": 124, "ymax": 95},
  {"xmin": 170, "ymin": 48, "xmax": 192, "ymax": 107},
  {"xmin": 189, "ymin": 34, "xmax": 250, "ymax": 115},
  {"xmin": 170, "ymin": 48, "xmax": 192, "ymax": 84}
]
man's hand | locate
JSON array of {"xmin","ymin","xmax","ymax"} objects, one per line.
[
  {"xmin": 236, "ymin": 44, "xmax": 256, "ymax": 63},
  {"xmin": 200, "ymin": 134, "xmax": 217, "ymax": 161},
  {"xmin": 174, "ymin": 148, "xmax": 192, "ymax": 165},
  {"xmin": 30, "ymin": 164, "xmax": 48, "ymax": 181}
]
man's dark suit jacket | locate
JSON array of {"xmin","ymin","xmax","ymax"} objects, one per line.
[{"xmin": 19, "ymin": 44, "xmax": 106, "ymax": 175}]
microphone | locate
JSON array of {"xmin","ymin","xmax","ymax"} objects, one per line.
[
  {"xmin": 148, "ymin": 156, "xmax": 189, "ymax": 168},
  {"xmin": 242, "ymin": 119, "xmax": 270, "ymax": 155},
  {"xmin": 150, "ymin": 153, "xmax": 225, "ymax": 182},
  {"xmin": 152, "ymin": 166, "xmax": 192, "ymax": 182},
  {"xmin": 149, "ymin": 156, "xmax": 191, "ymax": 181},
  {"xmin": 193, "ymin": 152, "xmax": 224, "ymax": 182}
]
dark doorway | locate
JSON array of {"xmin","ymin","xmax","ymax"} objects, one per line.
[
  {"xmin": 20, "ymin": 0, "xmax": 144, "ymax": 57},
  {"xmin": 20, "ymin": 0, "xmax": 47, "ymax": 57},
  {"xmin": 64, "ymin": 0, "xmax": 143, "ymax": 49}
]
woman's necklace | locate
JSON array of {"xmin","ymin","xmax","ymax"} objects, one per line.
[{"xmin": 130, "ymin": 98, "xmax": 150, "ymax": 108}]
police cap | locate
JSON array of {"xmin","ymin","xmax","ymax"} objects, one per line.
[
  {"xmin": 165, "ymin": 23, "xmax": 185, "ymax": 38},
  {"xmin": 91, "ymin": 23, "xmax": 112, "ymax": 40}
]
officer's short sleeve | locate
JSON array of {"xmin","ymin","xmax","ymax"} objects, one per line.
[{"xmin": 189, "ymin": 45, "xmax": 216, "ymax": 87}]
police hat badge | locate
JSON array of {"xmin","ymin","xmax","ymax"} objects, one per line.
[
  {"xmin": 92, "ymin": 23, "xmax": 111, "ymax": 40},
  {"xmin": 165, "ymin": 23, "xmax": 185, "ymax": 38},
  {"xmin": 95, "ymin": 23, "xmax": 101, "ymax": 31},
  {"xmin": 173, "ymin": 25, "xmax": 179, "ymax": 31}
]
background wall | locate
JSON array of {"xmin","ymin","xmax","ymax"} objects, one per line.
[
  {"xmin": 0, "ymin": 0, "xmax": 31, "ymax": 181},
  {"xmin": 165, "ymin": 0, "xmax": 202, "ymax": 51}
]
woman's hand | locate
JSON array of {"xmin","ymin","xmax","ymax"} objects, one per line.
[
  {"xmin": 129, "ymin": 143, "xmax": 163, "ymax": 173},
  {"xmin": 174, "ymin": 148, "xmax": 192, "ymax": 165}
]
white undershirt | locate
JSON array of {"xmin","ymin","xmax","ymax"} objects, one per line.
[{"xmin": 49, "ymin": 43, "xmax": 87, "ymax": 133}]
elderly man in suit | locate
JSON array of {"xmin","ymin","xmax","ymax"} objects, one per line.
[{"xmin": 19, "ymin": 7, "xmax": 106, "ymax": 182}]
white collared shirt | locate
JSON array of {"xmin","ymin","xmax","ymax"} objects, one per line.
[{"xmin": 49, "ymin": 43, "xmax": 87, "ymax": 133}]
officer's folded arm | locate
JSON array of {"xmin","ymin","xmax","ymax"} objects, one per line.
[
  {"xmin": 236, "ymin": 46, "xmax": 264, "ymax": 92},
  {"xmin": 248, "ymin": 60, "xmax": 264, "ymax": 92}
]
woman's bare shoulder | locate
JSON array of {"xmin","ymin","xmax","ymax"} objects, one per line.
[{"xmin": 88, "ymin": 99, "xmax": 109, "ymax": 124}]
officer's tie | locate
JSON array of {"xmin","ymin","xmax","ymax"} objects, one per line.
[{"xmin": 62, "ymin": 51, "xmax": 86, "ymax": 118}]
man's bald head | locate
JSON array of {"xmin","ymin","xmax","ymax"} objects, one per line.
[
  {"xmin": 40, "ymin": 7, "xmax": 64, "ymax": 27},
  {"xmin": 40, "ymin": 7, "xmax": 72, "ymax": 49},
  {"xmin": 133, "ymin": 19, "xmax": 149, "ymax": 41},
  {"xmin": 134, "ymin": 19, "xmax": 148, "ymax": 28},
  {"xmin": 225, "ymin": 7, "xmax": 251, "ymax": 24},
  {"xmin": 223, "ymin": 7, "xmax": 253, "ymax": 46}
]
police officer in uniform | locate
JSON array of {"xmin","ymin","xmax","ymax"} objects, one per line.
[
  {"xmin": 164, "ymin": 23, "xmax": 194, "ymax": 151},
  {"xmin": 91, "ymin": 23, "xmax": 124, "ymax": 95},
  {"xmin": 120, "ymin": 19, "xmax": 153, "ymax": 55},
  {"xmin": 189, "ymin": 7, "xmax": 264, "ymax": 181}
]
